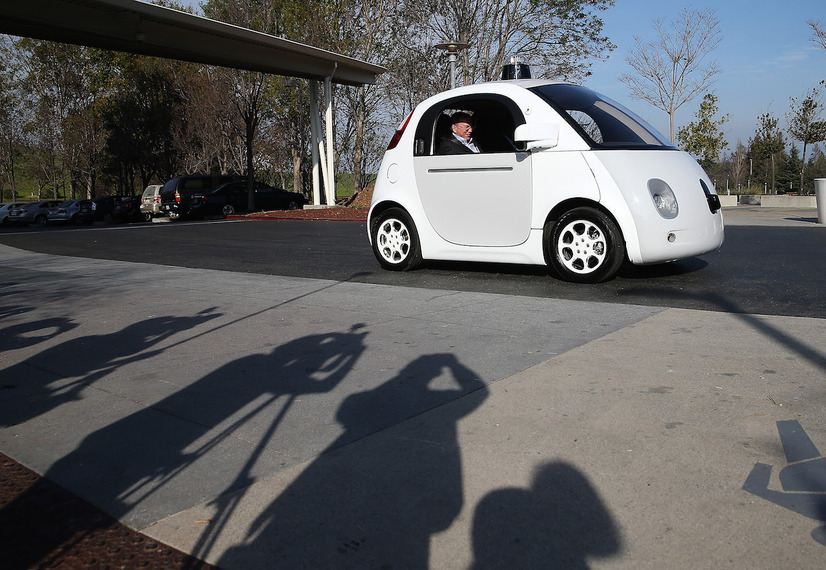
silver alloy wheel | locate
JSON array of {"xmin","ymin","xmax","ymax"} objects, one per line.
[
  {"xmin": 555, "ymin": 218, "xmax": 607, "ymax": 274},
  {"xmin": 376, "ymin": 217, "xmax": 411, "ymax": 265},
  {"xmin": 222, "ymin": 204, "xmax": 235, "ymax": 216}
]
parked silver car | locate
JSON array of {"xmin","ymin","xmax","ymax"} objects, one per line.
[
  {"xmin": 140, "ymin": 184, "xmax": 163, "ymax": 218},
  {"xmin": 6, "ymin": 200, "xmax": 61, "ymax": 226},
  {"xmin": 0, "ymin": 202, "xmax": 27, "ymax": 226},
  {"xmin": 46, "ymin": 199, "xmax": 86, "ymax": 224}
]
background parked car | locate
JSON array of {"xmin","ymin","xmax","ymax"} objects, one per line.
[
  {"xmin": 189, "ymin": 181, "xmax": 307, "ymax": 217},
  {"xmin": 1, "ymin": 202, "xmax": 27, "ymax": 226},
  {"xmin": 111, "ymin": 196, "xmax": 147, "ymax": 223},
  {"xmin": 77, "ymin": 196, "xmax": 117, "ymax": 224},
  {"xmin": 140, "ymin": 184, "xmax": 163, "ymax": 218},
  {"xmin": 6, "ymin": 200, "xmax": 61, "ymax": 226},
  {"xmin": 159, "ymin": 174, "xmax": 244, "ymax": 219},
  {"xmin": 46, "ymin": 199, "xmax": 85, "ymax": 224}
]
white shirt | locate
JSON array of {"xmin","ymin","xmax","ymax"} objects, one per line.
[{"xmin": 453, "ymin": 133, "xmax": 480, "ymax": 153}]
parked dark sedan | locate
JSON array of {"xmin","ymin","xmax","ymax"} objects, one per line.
[
  {"xmin": 77, "ymin": 196, "xmax": 118, "ymax": 224},
  {"xmin": 111, "ymin": 196, "xmax": 148, "ymax": 223},
  {"xmin": 189, "ymin": 182, "xmax": 307, "ymax": 217}
]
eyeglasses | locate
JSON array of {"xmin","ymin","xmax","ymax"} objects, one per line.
[{"xmin": 454, "ymin": 123, "xmax": 473, "ymax": 131}]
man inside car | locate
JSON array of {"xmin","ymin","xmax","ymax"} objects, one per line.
[{"xmin": 437, "ymin": 112, "xmax": 482, "ymax": 154}]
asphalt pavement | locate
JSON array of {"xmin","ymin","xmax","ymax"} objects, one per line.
[{"xmin": 1, "ymin": 206, "xmax": 825, "ymax": 569}]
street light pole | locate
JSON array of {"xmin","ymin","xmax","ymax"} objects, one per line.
[{"xmin": 435, "ymin": 41, "xmax": 469, "ymax": 89}]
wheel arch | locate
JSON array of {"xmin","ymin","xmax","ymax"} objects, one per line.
[
  {"xmin": 368, "ymin": 200, "xmax": 407, "ymax": 242},
  {"xmin": 541, "ymin": 199, "xmax": 627, "ymax": 265}
]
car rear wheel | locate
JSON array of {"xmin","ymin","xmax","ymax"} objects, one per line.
[
  {"xmin": 222, "ymin": 204, "xmax": 236, "ymax": 217},
  {"xmin": 546, "ymin": 207, "xmax": 625, "ymax": 283},
  {"xmin": 287, "ymin": 201, "xmax": 300, "ymax": 210},
  {"xmin": 372, "ymin": 208, "xmax": 422, "ymax": 271}
]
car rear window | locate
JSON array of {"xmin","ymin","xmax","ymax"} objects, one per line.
[{"xmin": 530, "ymin": 84, "xmax": 675, "ymax": 149}]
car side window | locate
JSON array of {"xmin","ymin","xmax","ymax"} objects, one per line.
[{"xmin": 413, "ymin": 95, "xmax": 525, "ymax": 156}]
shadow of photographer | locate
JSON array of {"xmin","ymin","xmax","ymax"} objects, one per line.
[
  {"xmin": 217, "ymin": 352, "xmax": 488, "ymax": 569},
  {"xmin": 471, "ymin": 461, "xmax": 622, "ymax": 569}
]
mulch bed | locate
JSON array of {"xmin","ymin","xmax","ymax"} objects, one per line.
[{"xmin": 0, "ymin": 452, "xmax": 218, "ymax": 569}]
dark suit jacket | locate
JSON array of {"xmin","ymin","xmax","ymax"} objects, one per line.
[{"xmin": 436, "ymin": 136, "xmax": 481, "ymax": 155}]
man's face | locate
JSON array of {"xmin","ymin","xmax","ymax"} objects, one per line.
[{"xmin": 451, "ymin": 120, "xmax": 473, "ymax": 141}]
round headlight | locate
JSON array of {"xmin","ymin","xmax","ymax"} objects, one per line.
[{"xmin": 648, "ymin": 179, "xmax": 678, "ymax": 219}]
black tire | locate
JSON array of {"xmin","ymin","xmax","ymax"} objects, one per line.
[
  {"xmin": 287, "ymin": 201, "xmax": 300, "ymax": 210},
  {"xmin": 35, "ymin": 214, "xmax": 47, "ymax": 226},
  {"xmin": 222, "ymin": 204, "xmax": 236, "ymax": 217},
  {"xmin": 546, "ymin": 207, "xmax": 625, "ymax": 283},
  {"xmin": 371, "ymin": 208, "xmax": 422, "ymax": 271}
]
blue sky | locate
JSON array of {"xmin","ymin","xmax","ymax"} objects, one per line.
[{"xmin": 584, "ymin": 1, "xmax": 825, "ymax": 151}]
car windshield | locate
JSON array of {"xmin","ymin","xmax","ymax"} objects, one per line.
[{"xmin": 530, "ymin": 84, "xmax": 674, "ymax": 149}]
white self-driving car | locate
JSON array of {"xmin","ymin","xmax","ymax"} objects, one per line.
[{"xmin": 367, "ymin": 79, "xmax": 724, "ymax": 283}]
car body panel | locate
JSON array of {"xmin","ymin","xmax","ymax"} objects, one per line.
[
  {"xmin": 189, "ymin": 181, "xmax": 307, "ymax": 217},
  {"xmin": 0, "ymin": 202, "xmax": 27, "ymax": 225},
  {"xmin": 7, "ymin": 201, "xmax": 61, "ymax": 225},
  {"xmin": 368, "ymin": 80, "xmax": 723, "ymax": 278},
  {"xmin": 159, "ymin": 175, "xmax": 244, "ymax": 218},
  {"xmin": 46, "ymin": 200, "xmax": 84, "ymax": 224},
  {"xmin": 112, "ymin": 196, "xmax": 145, "ymax": 223},
  {"xmin": 140, "ymin": 185, "xmax": 163, "ymax": 217},
  {"xmin": 77, "ymin": 196, "xmax": 117, "ymax": 224},
  {"xmin": 414, "ymin": 152, "xmax": 532, "ymax": 247}
]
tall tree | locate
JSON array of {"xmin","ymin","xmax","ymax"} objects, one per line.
[
  {"xmin": 415, "ymin": 0, "xmax": 615, "ymax": 88},
  {"xmin": 749, "ymin": 112, "xmax": 785, "ymax": 194},
  {"xmin": 203, "ymin": 0, "xmax": 280, "ymax": 209},
  {"xmin": 676, "ymin": 93, "xmax": 729, "ymax": 170},
  {"xmin": 17, "ymin": 38, "xmax": 94, "ymax": 199},
  {"xmin": 786, "ymin": 87, "xmax": 826, "ymax": 193},
  {"xmin": 728, "ymin": 141, "xmax": 748, "ymax": 190},
  {"xmin": 620, "ymin": 7, "xmax": 722, "ymax": 142},
  {"xmin": 0, "ymin": 36, "xmax": 26, "ymax": 201}
]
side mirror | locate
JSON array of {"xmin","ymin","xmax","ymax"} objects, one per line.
[{"xmin": 514, "ymin": 123, "xmax": 560, "ymax": 150}]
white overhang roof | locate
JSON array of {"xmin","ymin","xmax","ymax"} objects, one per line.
[{"xmin": 0, "ymin": 0, "xmax": 385, "ymax": 86}]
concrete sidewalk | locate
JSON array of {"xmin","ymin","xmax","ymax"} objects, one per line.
[
  {"xmin": 721, "ymin": 205, "xmax": 823, "ymax": 227},
  {"xmin": 1, "ymin": 208, "xmax": 824, "ymax": 569}
]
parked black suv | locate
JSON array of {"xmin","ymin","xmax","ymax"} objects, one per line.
[{"xmin": 159, "ymin": 175, "xmax": 244, "ymax": 219}]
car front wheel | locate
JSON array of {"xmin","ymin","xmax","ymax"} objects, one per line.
[
  {"xmin": 546, "ymin": 207, "xmax": 625, "ymax": 283},
  {"xmin": 222, "ymin": 204, "xmax": 236, "ymax": 217},
  {"xmin": 371, "ymin": 208, "xmax": 422, "ymax": 271}
]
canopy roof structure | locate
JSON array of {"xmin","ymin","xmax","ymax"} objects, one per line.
[
  {"xmin": 0, "ymin": 0, "xmax": 385, "ymax": 86},
  {"xmin": 0, "ymin": 0, "xmax": 386, "ymax": 205}
]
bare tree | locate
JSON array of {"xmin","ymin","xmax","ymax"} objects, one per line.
[
  {"xmin": 620, "ymin": 7, "xmax": 722, "ymax": 141},
  {"xmin": 420, "ymin": 0, "xmax": 615, "ymax": 87},
  {"xmin": 810, "ymin": 19, "xmax": 826, "ymax": 50},
  {"xmin": 729, "ymin": 141, "xmax": 748, "ymax": 190}
]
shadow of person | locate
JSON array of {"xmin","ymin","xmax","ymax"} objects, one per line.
[
  {"xmin": 4, "ymin": 326, "xmax": 368, "ymax": 570},
  {"xmin": 0, "ymin": 310, "xmax": 222, "ymax": 428},
  {"xmin": 471, "ymin": 461, "xmax": 622, "ymax": 569},
  {"xmin": 217, "ymin": 353, "xmax": 488, "ymax": 569},
  {"xmin": 0, "ymin": 316, "xmax": 78, "ymax": 351}
]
